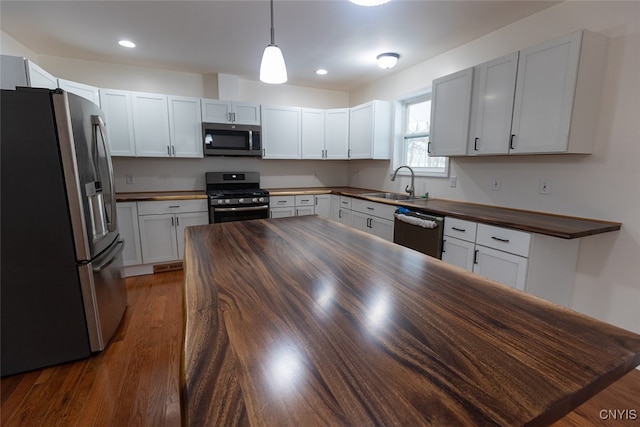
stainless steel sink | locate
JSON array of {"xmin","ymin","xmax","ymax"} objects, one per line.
[{"xmin": 362, "ymin": 192, "xmax": 416, "ymax": 201}]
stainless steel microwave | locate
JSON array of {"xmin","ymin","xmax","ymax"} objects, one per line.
[{"xmin": 202, "ymin": 123, "xmax": 262, "ymax": 157}]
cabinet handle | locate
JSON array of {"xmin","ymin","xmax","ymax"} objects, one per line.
[
  {"xmin": 263, "ymin": 148, "xmax": 266, "ymax": 157},
  {"xmin": 474, "ymin": 137, "xmax": 479, "ymax": 151},
  {"xmin": 491, "ymin": 236, "xmax": 510, "ymax": 243},
  {"xmin": 366, "ymin": 206, "xmax": 374, "ymax": 211},
  {"xmin": 301, "ymin": 199, "xmax": 310, "ymax": 203},
  {"xmin": 348, "ymin": 149, "xmax": 351, "ymax": 158},
  {"xmin": 367, "ymin": 218, "xmax": 373, "ymax": 228},
  {"xmin": 228, "ymin": 112, "xmax": 232, "ymax": 122},
  {"xmin": 427, "ymin": 140, "xmax": 431, "ymax": 154},
  {"xmin": 278, "ymin": 200, "xmax": 287, "ymax": 205},
  {"xmin": 338, "ymin": 209, "xmax": 343, "ymax": 219},
  {"xmin": 510, "ymin": 134, "xmax": 515, "ymax": 150},
  {"xmin": 176, "ymin": 217, "xmax": 180, "ymax": 227},
  {"xmin": 167, "ymin": 145, "xmax": 171, "ymax": 155},
  {"xmin": 296, "ymin": 209, "xmax": 299, "ymax": 216},
  {"xmin": 169, "ymin": 205, "xmax": 180, "ymax": 208},
  {"xmin": 172, "ymin": 145, "xmax": 176, "ymax": 156},
  {"xmin": 171, "ymin": 217, "xmax": 174, "ymax": 227},
  {"xmin": 315, "ymin": 197, "xmax": 318, "ymax": 206},
  {"xmin": 473, "ymin": 249, "xmax": 479, "ymax": 264},
  {"xmin": 232, "ymin": 112, "xmax": 236, "ymax": 122},
  {"xmin": 442, "ymin": 239, "xmax": 446, "ymax": 253},
  {"xmin": 452, "ymin": 227, "xmax": 466, "ymax": 232}
]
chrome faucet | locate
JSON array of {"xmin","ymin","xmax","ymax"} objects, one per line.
[{"xmin": 391, "ymin": 165, "xmax": 415, "ymax": 198}]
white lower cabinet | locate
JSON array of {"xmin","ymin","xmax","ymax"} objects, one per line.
[
  {"xmin": 116, "ymin": 202, "xmax": 143, "ymax": 266},
  {"xmin": 314, "ymin": 194, "xmax": 331, "ymax": 218},
  {"xmin": 336, "ymin": 197, "xmax": 395, "ymax": 242},
  {"xmin": 137, "ymin": 200, "xmax": 208, "ymax": 264},
  {"xmin": 269, "ymin": 195, "xmax": 319, "ymax": 218},
  {"xmin": 441, "ymin": 217, "xmax": 579, "ymax": 305}
]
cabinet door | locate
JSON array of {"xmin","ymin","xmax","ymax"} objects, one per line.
[
  {"xmin": 201, "ymin": 99, "xmax": 232, "ymax": 123},
  {"xmin": 301, "ymin": 108, "xmax": 325, "ymax": 159},
  {"xmin": 369, "ymin": 217, "xmax": 394, "ymax": 242},
  {"xmin": 314, "ymin": 195, "xmax": 331, "ymax": 218},
  {"xmin": 116, "ymin": 202, "xmax": 143, "ymax": 266},
  {"xmin": 233, "ymin": 103, "xmax": 261, "ymax": 125},
  {"xmin": 510, "ymin": 32, "xmax": 581, "ymax": 154},
  {"xmin": 270, "ymin": 207, "xmax": 295, "ymax": 218},
  {"xmin": 295, "ymin": 206, "xmax": 315, "ymax": 216},
  {"xmin": 349, "ymin": 102, "xmax": 373, "ymax": 159},
  {"xmin": 132, "ymin": 92, "xmax": 171, "ymax": 157},
  {"xmin": 99, "ymin": 89, "xmax": 136, "ymax": 156},
  {"xmin": 1, "ymin": 55, "xmax": 28, "ymax": 89},
  {"xmin": 138, "ymin": 214, "xmax": 178, "ymax": 264},
  {"xmin": 330, "ymin": 195, "xmax": 341, "ymax": 222},
  {"xmin": 473, "ymin": 246, "xmax": 528, "ymax": 291},
  {"xmin": 58, "ymin": 79, "xmax": 100, "ymax": 106},
  {"xmin": 168, "ymin": 96, "xmax": 203, "ymax": 158},
  {"xmin": 441, "ymin": 236, "xmax": 475, "ymax": 271},
  {"xmin": 325, "ymin": 108, "xmax": 349, "ymax": 159},
  {"xmin": 262, "ymin": 105, "xmax": 301, "ymax": 159},
  {"xmin": 429, "ymin": 68, "xmax": 473, "ymax": 156},
  {"xmin": 25, "ymin": 61, "xmax": 57, "ymax": 89},
  {"xmin": 468, "ymin": 53, "xmax": 518, "ymax": 155},
  {"xmin": 336, "ymin": 207, "xmax": 352, "ymax": 227},
  {"xmin": 175, "ymin": 212, "xmax": 209, "ymax": 259},
  {"xmin": 351, "ymin": 211, "xmax": 369, "ymax": 233}
]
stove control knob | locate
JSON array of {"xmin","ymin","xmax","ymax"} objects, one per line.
[
  {"xmin": 238, "ymin": 198, "xmax": 244, "ymax": 204},
  {"xmin": 258, "ymin": 197, "xmax": 265, "ymax": 203},
  {"xmin": 225, "ymin": 199, "xmax": 231, "ymax": 204},
  {"xmin": 252, "ymin": 198, "xmax": 258, "ymax": 203},
  {"xmin": 217, "ymin": 199, "xmax": 224, "ymax": 205}
]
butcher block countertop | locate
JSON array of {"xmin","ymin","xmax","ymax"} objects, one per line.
[
  {"xmin": 181, "ymin": 216, "xmax": 640, "ymax": 426},
  {"xmin": 116, "ymin": 187, "xmax": 621, "ymax": 239}
]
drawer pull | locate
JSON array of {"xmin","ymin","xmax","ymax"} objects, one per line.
[
  {"xmin": 301, "ymin": 199, "xmax": 310, "ymax": 203},
  {"xmin": 452, "ymin": 227, "xmax": 466, "ymax": 232},
  {"xmin": 474, "ymin": 137, "xmax": 479, "ymax": 151},
  {"xmin": 169, "ymin": 205, "xmax": 180, "ymax": 209},
  {"xmin": 491, "ymin": 236, "xmax": 510, "ymax": 243},
  {"xmin": 366, "ymin": 207, "xmax": 374, "ymax": 211},
  {"xmin": 473, "ymin": 249, "xmax": 479, "ymax": 264},
  {"xmin": 278, "ymin": 200, "xmax": 287, "ymax": 205}
]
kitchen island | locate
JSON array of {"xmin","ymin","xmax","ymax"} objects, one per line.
[{"xmin": 182, "ymin": 216, "xmax": 640, "ymax": 426}]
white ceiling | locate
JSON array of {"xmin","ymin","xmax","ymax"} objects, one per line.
[{"xmin": 1, "ymin": 0, "xmax": 558, "ymax": 91}]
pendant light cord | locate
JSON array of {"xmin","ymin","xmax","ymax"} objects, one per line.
[{"xmin": 270, "ymin": 0, "xmax": 276, "ymax": 45}]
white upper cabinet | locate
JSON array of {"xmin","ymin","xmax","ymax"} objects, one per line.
[
  {"xmin": 25, "ymin": 60, "xmax": 58, "ymax": 89},
  {"xmin": 510, "ymin": 30, "xmax": 606, "ymax": 154},
  {"xmin": 168, "ymin": 95, "xmax": 203, "ymax": 158},
  {"xmin": 1, "ymin": 55, "xmax": 28, "ymax": 89},
  {"xmin": 301, "ymin": 108, "xmax": 325, "ymax": 159},
  {"xmin": 201, "ymin": 99, "xmax": 261, "ymax": 125},
  {"xmin": 58, "ymin": 79, "xmax": 100, "ymax": 106},
  {"xmin": 349, "ymin": 100, "xmax": 391, "ymax": 159},
  {"xmin": 467, "ymin": 52, "xmax": 518, "ymax": 155},
  {"xmin": 99, "ymin": 89, "xmax": 136, "ymax": 156},
  {"xmin": 301, "ymin": 107, "xmax": 349, "ymax": 160},
  {"xmin": 262, "ymin": 105, "xmax": 301, "ymax": 159},
  {"xmin": 325, "ymin": 108, "xmax": 350, "ymax": 159},
  {"xmin": 429, "ymin": 68, "xmax": 473, "ymax": 156},
  {"xmin": 131, "ymin": 92, "xmax": 171, "ymax": 157}
]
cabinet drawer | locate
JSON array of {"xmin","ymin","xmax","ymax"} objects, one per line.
[
  {"xmin": 295, "ymin": 195, "xmax": 315, "ymax": 206},
  {"xmin": 339, "ymin": 196, "xmax": 352, "ymax": 209},
  {"xmin": 351, "ymin": 198, "xmax": 396, "ymax": 220},
  {"xmin": 476, "ymin": 224, "xmax": 531, "ymax": 257},
  {"xmin": 270, "ymin": 196, "xmax": 295, "ymax": 208},
  {"xmin": 443, "ymin": 218, "xmax": 477, "ymax": 242},
  {"xmin": 137, "ymin": 199, "xmax": 207, "ymax": 215}
]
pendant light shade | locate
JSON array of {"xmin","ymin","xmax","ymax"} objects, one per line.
[{"xmin": 260, "ymin": 0, "xmax": 287, "ymax": 84}]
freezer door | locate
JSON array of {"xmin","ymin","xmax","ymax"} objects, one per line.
[
  {"xmin": 78, "ymin": 239, "xmax": 127, "ymax": 352},
  {"xmin": 53, "ymin": 91, "xmax": 118, "ymax": 260}
]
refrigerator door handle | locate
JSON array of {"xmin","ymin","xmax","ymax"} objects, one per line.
[
  {"xmin": 93, "ymin": 239, "xmax": 125, "ymax": 272},
  {"xmin": 92, "ymin": 115, "xmax": 117, "ymax": 233}
]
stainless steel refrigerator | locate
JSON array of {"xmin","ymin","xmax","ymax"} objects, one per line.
[{"xmin": 1, "ymin": 88, "xmax": 127, "ymax": 376}]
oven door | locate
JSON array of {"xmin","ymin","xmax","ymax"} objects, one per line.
[{"xmin": 210, "ymin": 205, "xmax": 269, "ymax": 223}]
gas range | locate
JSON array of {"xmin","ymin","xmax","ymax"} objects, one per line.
[{"xmin": 205, "ymin": 172, "xmax": 270, "ymax": 223}]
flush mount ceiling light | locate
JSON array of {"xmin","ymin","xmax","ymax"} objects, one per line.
[
  {"xmin": 377, "ymin": 52, "xmax": 399, "ymax": 69},
  {"xmin": 259, "ymin": 0, "xmax": 287, "ymax": 84},
  {"xmin": 316, "ymin": 69, "xmax": 328, "ymax": 75},
  {"xmin": 350, "ymin": 0, "xmax": 391, "ymax": 6},
  {"xmin": 118, "ymin": 40, "xmax": 136, "ymax": 48}
]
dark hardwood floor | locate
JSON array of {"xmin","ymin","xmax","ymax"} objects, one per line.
[{"xmin": 1, "ymin": 270, "xmax": 638, "ymax": 426}]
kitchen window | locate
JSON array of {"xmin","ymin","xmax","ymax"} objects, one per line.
[{"xmin": 395, "ymin": 93, "xmax": 448, "ymax": 177}]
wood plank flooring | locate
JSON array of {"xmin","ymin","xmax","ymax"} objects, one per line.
[{"xmin": 1, "ymin": 270, "xmax": 638, "ymax": 426}]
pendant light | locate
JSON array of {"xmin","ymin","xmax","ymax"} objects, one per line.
[{"xmin": 260, "ymin": 0, "xmax": 287, "ymax": 84}]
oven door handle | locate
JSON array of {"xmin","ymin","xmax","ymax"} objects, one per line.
[{"xmin": 213, "ymin": 205, "xmax": 269, "ymax": 213}]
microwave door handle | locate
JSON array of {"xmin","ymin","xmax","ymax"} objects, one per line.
[{"xmin": 92, "ymin": 115, "xmax": 117, "ymax": 232}]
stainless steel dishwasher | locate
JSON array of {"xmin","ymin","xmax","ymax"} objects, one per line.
[{"xmin": 393, "ymin": 208, "xmax": 444, "ymax": 259}]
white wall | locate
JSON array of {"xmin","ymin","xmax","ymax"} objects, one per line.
[{"xmin": 349, "ymin": 1, "xmax": 640, "ymax": 334}]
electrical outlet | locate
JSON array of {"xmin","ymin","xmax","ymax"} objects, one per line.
[
  {"xmin": 449, "ymin": 176, "xmax": 457, "ymax": 188},
  {"xmin": 491, "ymin": 178, "xmax": 501, "ymax": 191},
  {"xmin": 539, "ymin": 179, "xmax": 551, "ymax": 194},
  {"xmin": 126, "ymin": 174, "xmax": 134, "ymax": 184}
]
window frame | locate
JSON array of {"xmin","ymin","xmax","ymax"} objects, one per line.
[{"xmin": 392, "ymin": 90, "xmax": 449, "ymax": 178}]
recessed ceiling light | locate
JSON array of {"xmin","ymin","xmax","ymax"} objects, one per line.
[
  {"xmin": 118, "ymin": 40, "xmax": 136, "ymax": 48},
  {"xmin": 316, "ymin": 69, "xmax": 328, "ymax": 75},
  {"xmin": 349, "ymin": 0, "xmax": 391, "ymax": 6}
]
